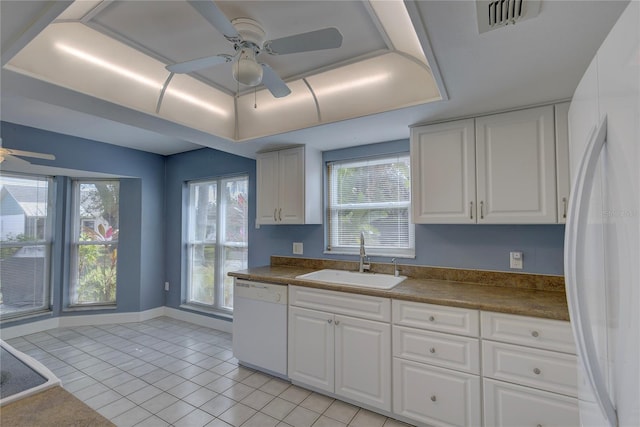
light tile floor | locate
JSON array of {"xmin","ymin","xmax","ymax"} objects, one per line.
[{"xmin": 5, "ymin": 317, "xmax": 414, "ymax": 427}]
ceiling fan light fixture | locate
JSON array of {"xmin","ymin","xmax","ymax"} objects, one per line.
[{"xmin": 232, "ymin": 49, "xmax": 263, "ymax": 86}]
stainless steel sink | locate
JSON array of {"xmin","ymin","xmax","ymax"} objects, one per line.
[{"xmin": 296, "ymin": 269, "xmax": 406, "ymax": 290}]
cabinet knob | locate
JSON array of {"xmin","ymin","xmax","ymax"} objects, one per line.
[
  {"xmin": 429, "ymin": 316, "xmax": 435, "ymax": 322},
  {"xmin": 429, "ymin": 347, "xmax": 436, "ymax": 354},
  {"xmin": 533, "ymin": 368, "xmax": 541, "ymax": 375},
  {"xmin": 531, "ymin": 330, "xmax": 539, "ymax": 338},
  {"xmin": 430, "ymin": 395, "xmax": 437, "ymax": 402},
  {"xmin": 327, "ymin": 319, "xmax": 332, "ymax": 324}
]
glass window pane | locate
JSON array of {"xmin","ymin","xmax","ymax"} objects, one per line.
[
  {"xmin": 189, "ymin": 244, "xmax": 216, "ymax": 305},
  {"xmin": 190, "ymin": 181, "xmax": 217, "ymax": 242},
  {"xmin": 223, "ymin": 178, "xmax": 248, "ymax": 244},
  {"xmin": 0, "ymin": 174, "xmax": 51, "ymax": 318},
  {"xmin": 327, "ymin": 155, "xmax": 414, "ymax": 256},
  {"xmin": 72, "ymin": 180, "xmax": 119, "ymax": 306},
  {"xmin": 76, "ymin": 243, "xmax": 117, "ymax": 304},
  {"xmin": 222, "ymin": 246, "xmax": 248, "ymax": 309}
]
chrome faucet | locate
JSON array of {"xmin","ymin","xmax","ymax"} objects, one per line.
[
  {"xmin": 359, "ymin": 231, "xmax": 370, "ymax": 273},
  {"xmin": 392, "ymin": 258, "xmax": 400, "ymax": 277}
]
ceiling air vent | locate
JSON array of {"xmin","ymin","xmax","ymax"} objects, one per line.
[{"xmin": 476, "ymin": 0, "xmax": 541, "ymax": 33}]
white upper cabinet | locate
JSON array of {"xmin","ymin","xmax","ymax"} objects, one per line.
[
  {"xmin": 411, "ymin": 119, "xmax": 477, "ymax": 223},
  {"xmin": 256, "ymin": 146, "xmax": 322, "ymax": 225},
  {"xmin": 412, "ymin": 104, "xmax": 565, "ymax": 224},
  {"xmin": 475, "ymin": 105, "xmax": 557, "ymax": 223}
]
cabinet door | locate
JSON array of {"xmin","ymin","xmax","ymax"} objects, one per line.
[
  {"xmin": 483, "ymin": 378, "xmax": 579, "ymax": 427},
  {"xmin": 256, "ymin": 151, "xmax": 280, "ymax": 225},
  {"xmin": 411, "ymin": 120, "xmax": 476, "ymax": 223},
  {"xmin": 278, "ymin": 147, "xmax": 305, "ymax": 224},
  {"xmin": 555, "ymin": 102, "xmax": 570, "ymax": 223},
  {"xmin": 288, "ymin": 306, "xmax": 334, "ymax": 393},
  {"xmin": 335, "ymin": 315, "xmax": 391, "ymax": 411},
  {"xmin": 393, "ymin": 358, "xmax": 481, "ymax": 427},
  {"xmin": 476, "ymin": 106, "xmax": 557, "ymax": 223}
]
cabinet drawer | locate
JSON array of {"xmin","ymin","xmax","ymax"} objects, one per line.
[
  {"xmin": 481, "ymin": 311, "xmax": 575, "ymax": 353},
  {"xmin": 393, "ymin": 358, "xmax": 481, "ymax": 427},
  {"xmin": 483, "ymin": 378, "xmax": 579, "ymax": 427},
  {"xmin": 289, "ymin": 286, "xmax": 390, "ymax": 322},
  {"xmin": 483, "ymin": 340, "xmax": 578, "ymax": 397},
  {"xmin": 393, "ymin": 300, "xmax": 479, "ymax": 337},
  {"xmin": 393, "ymin": 326, "xmax": 480, "ymax": 374}
]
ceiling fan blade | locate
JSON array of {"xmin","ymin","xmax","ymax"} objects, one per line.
[
  {"xmin": 5, "ymin": 148, "xmax": 55, "ymax": 161},
  {"xmin": 166, "ymin": 54, "xmax": 231, "ymax": 74},
  {"xmin": 261, "ymin": 64, "xmax": 291, "ymax": 98},
  {"xmin": 265, "ymin": 27, "xmax": 343, "ymax": 55},
  {"xmin": 187, "ymin": 0, "xmax": 239, "ymax": 40}
]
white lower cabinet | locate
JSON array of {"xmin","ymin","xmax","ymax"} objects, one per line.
[
  {"xmin": 481, "ymin": 312, "xmax": 579, "ymax": 427},
  {"xmin": 288, "ymin": 290, "xmax": 578, "ymax": 426},
  {"xmin": 392, "ymin": 300, "xmax": 481, "ymax": 426},
  {"xmin": 288, "ymin": 286, "xmax": 391, "ymax": 411},
  {"xmin": 393, "ymin": 358, "xmax": 481, "ymax": 427},
  {"xmin": 483, "ymin": 378, "xmax": 579, "ymax": 427}
]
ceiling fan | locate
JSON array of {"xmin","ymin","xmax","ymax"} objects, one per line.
[
  {"xmin": 0, "ymin": 146, "xmax": 55, "ymax": 165},
  {"xmin": 166, "ymin": 0, "xmax": 344, "ymax": 98}
]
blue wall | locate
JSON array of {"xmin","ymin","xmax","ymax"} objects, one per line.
[
  {"xmin": 249, "ymin": 140, "xmax": 566, "ymax": 275},
  {"xmin": 1, "ymin": 122, "xmax": 565, "ymax": 327},
  {"xmin": 1, "ymin": 122, "xmax": 166, "ymax": 321},
  {"xmin": 163, "ymin": 147, "xmax": 256, "ymax": 312}
]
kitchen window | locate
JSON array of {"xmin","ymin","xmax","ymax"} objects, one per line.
[
  {"xmin": 186, "ymin": 175, "xmax": 248, "ymax": 313},
  {"xmin": 0, "ymin": 173, "xmax": 53, "ymax": 319},
  {"xmin": 70, "ymin": 180, "xmax": 119, "ymax": 306},
  {"xmin": 326, "ymin": 154, "xmax": 414, "ymax": 257}
]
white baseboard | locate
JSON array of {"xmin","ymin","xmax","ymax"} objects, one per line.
[
  {"xmin": 0, "ymin": 318, "xmax": 60, "ymax": 340},
  {"xmin": 1, "ymin": 306, "xmax": 231, "ymax": 339}
]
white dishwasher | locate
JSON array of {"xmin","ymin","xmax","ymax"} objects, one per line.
[{"xmin": 232, "ymin": 279, "xmax": 288, "ymax": 378}]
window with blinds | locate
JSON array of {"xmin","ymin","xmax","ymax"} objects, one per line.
[{"xmin": 326, "ymin": 154, "xmax": 414, "ymax": 257}]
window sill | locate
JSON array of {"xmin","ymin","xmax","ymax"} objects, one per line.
[
  {"xmin": 64, "ymin": 304, "xmax": 117, "ymax": 312},
  {"xmin": 179, "ymin": 304, "xmax": 233, "ymax": 321},
  {"xmin": 0, "ymin": 309, "xmax": 53, "ymax": 324}
]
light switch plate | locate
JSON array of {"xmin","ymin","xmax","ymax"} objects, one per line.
[
  {"xmin": 293, "ymin": 242, "xmax": 303, "ymax": 255},
  {"xmin": 510, "ymin": 251, "xmax": 523, "ymax": 269}
]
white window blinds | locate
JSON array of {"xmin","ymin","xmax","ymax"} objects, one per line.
[{"xmin": 327, "ymin": 154, "xmax": 414, "ymax": 257}]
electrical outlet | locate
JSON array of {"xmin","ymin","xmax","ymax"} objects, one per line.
[
  {"xmin": 510, "ymin": 251, "xmax": 523, "ymax": 269},
  {"xmin": 293, "ymin": 242, "xmax": 303, "ymax": 255},
  {"xmin": 164, "ymin": 281, "xmax": 170, "ymax": 291}
]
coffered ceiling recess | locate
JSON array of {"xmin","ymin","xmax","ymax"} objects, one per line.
[{"xmin": 5, "ymin": 0, "xmax": 443, "ymax": 143}]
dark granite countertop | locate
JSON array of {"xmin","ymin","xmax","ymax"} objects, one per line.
[{"xmin": 229, "ymin": 257, "xmax": 570, "ymax": 321}]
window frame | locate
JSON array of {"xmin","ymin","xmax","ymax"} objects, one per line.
[
  {"xmin": 0, "ymin": 172, "xmax": 54, "ymax": 320},
  {"xmin": 325, "ymin": 153, "xmax": 415, "ymax": 258},
  {"xmin": 184, "ymin": 174, "xmax": 248, "ymax": 315},
  {"xmin": 69, "ymin": 179, "xmax": 120, "ymax": 308}
]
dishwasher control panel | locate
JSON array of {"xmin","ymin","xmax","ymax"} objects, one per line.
[{"xmin": 235, "ymin": 280, "xmax": 287, "ymax": 304}]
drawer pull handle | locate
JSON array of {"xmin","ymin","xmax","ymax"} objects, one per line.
[
  {"xmin": 429, "ymin": 316, "xmax": 435, "ymax": 322},
  {"xmin": 537, "ymin": 424, "xmax": 542, "ymax": 427},
  {"xmin": 429, "ymin": 347, "xmax": 436, "ymax": 354},
  {"xmin": 531, "ymin": 330, "xmax": 539, "ymax": 338},
  {"xmin": 335, "ymin": 320, "xmax": 340, "ymax": 326},
  {"xmin": 327, "ymin": 319, "xmax": 332, "ymax": 324},
  {"xmin": 430, "ymin": 395, "xmax": 437, "ymax": 402},
  {"xmin": 533, "ymin": 368, "xmax": 541, "ymax": 375}
]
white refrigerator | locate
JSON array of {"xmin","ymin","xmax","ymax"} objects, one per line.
[{"xmin": 565, "ymin": 1, "xmax": 639, "ymax": 426}]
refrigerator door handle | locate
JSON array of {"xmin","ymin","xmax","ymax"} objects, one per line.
[{"xmin": 565, "ymin": 115, "xmax": 617, "ymax": 427}]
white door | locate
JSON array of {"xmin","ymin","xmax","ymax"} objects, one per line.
[
  {"xmin": 256, "ymin": 151, "xmax": 280, "ymax": 225},
  {"xmin": 278, "ymin": 147, "xmax": 305, "ymax": 224},
  {"xmin": 476, "ymin": 106, "xmax": 557, "ymax": 223},
  {"xmin": 334, "ymin": 315, "xmax": 391, "ymax": 411},
  {"xmin": 411, "ymin": 120, "xmax": 476, "ymax": 224},
  {"xmin": 555, "ymin": 102, "xmax": 571, "ymax": 224},
  {"xmin": 288, "ymin": 306, "xmax": 334, "ymax": 393}
]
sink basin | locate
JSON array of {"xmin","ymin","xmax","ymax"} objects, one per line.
[{"xmin": 296, "ymin": 269, "xmax": 406, "ymax": 290}]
